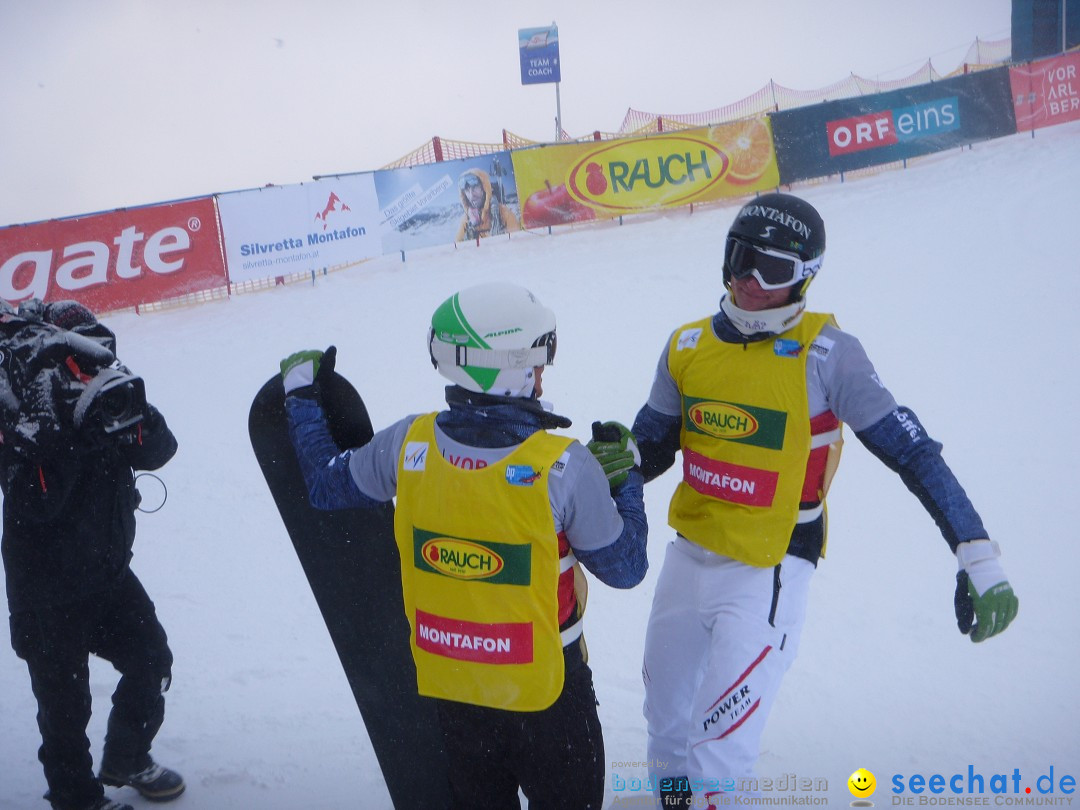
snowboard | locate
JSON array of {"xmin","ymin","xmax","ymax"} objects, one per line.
[{"xmin": 248, "ymin": 372, "xmax": 451, "ymax": 808}]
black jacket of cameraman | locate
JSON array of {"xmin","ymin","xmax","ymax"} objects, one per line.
[{"xmin": 1, "ymin": 403, "xmax": 177, "ymax": 613}]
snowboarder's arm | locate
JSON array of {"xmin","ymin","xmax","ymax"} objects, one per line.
[
  {"xmin": 281, "ymin": 347, "xmax": 387, "ymax": 511},
  {"xmin": 572, "ymin": 469, "xmax": 648, "ymax": 589},
  {"xmin": 284, "ymin": 393, "xmax": 385, "ymax": 511},
  {"xmin": 632, "ymin": 404, "xmax": 681, "ymax": 482},
  {"xmin": 630, "ymin": 340, "xmax": 682, "ymax": 482},
  {"xmin": 855, "ymin": 407, "xmax": 986, "ymax": 551},
  {"xmin": 856, "ymin": 407, "xmax": 1018, "ymax": 641},
  {"xmin": 554, "ymin": 437, "xmax": 647, "ymax": 589}
]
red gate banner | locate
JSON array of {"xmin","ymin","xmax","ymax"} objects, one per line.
[{"xmin": 0, "ymin": 197, "xmax": 227, "ymax": 313}]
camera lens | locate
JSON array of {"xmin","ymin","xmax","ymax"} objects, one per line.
[{"xmin": 100, "ymin": 383, "xmax": 135, "ymax": 422}]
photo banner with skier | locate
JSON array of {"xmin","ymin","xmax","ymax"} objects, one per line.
[
  {"xmin": 217, "ymin": 176, "xmax": 382, "ymax": 285},
  {"xmin": 771, "ymin": 67, "xmax": 1018, "ymax": 184},
  {"xmin": 373, "ymin": 152, "xmax": 521, "ymax": 253},
  {"xmin": 0, "ymin": 198, "xmax": 226, "ymax": 313},
  {"xmin": 1009, "ymin": 52, "xmax": 1080, "ymax": 131},
  {"xmin": 510, "ymin": 120, "xmax": 780, "ymax": 229}
]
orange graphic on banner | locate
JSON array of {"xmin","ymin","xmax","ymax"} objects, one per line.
[{"xmin": 710, "ymin": 118, "xmax": 774, "ymax": 186}]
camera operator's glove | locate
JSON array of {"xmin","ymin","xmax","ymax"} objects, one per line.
[
  {"xmin": 280, "ymin": 346, "xmax": 336, "ymax": 397},
  {"xmin": 587, "ymin": 421, "xmax": 640, "ymax": 490},
  {"xmin": 954, "ymin": 539, "xmax": 1018, "ymax": 643}
]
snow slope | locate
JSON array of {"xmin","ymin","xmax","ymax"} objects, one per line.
[{"xmin": 1, "ymin": 121, "xmax": 1078, "ymax": 808}]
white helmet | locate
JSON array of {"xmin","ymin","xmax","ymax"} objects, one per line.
[{"xmin": 428, "ymin": 282, "xmax": 556, "ymax": 398}]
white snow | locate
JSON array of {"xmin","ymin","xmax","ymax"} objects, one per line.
[{"xmin": 2, "ymin": 120, "xmax": 1078, "ymax": 808}]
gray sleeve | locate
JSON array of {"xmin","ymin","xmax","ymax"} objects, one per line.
[
  {"xmin": 346, "ymin": 415, "xmax": 418, "ymax": 502},
  {"xmin": 546, "ymin": 440, "xmax": 625, "ymax": 553},
  {"xmin": 812, "ymin": 325, "xmax": 898, "ymax": 432},
  {"xmin": 645, "ymin": 337, "xmax": 681, "ymax": 417}
]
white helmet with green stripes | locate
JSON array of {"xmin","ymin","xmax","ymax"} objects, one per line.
[{"xmin": 428, "ymin": 282, "xmax": 557, "ymax": 398}]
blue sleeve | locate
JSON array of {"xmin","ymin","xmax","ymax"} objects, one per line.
[
  {"xmin": 632, "ymin": 404, "xmax": 682, "ymax": 483},
  {"xmin": 573, "ymin": 470, "xmax": 648, "ymax": 589},
  {"xmin": 855, "ymin": 406, "xmax": 987, "ymax": 551},
  {"xmin": 284, "ymin": 393, "xmax": 387, "ymax": 511}
]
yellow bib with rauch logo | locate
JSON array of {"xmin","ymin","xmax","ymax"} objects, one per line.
[
  {"xmin": 395, "ymin": 413, "xmax": 573, "ymax": 712},
  {"xmin": 667, "ymin": 312, "xmax": 835, "ymax": 567}
]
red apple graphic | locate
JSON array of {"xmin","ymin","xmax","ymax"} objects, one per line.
[{"xmin": 523, "ymin": 180, "xmax": 597, "ymax": 228}]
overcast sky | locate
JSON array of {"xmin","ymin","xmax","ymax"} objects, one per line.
[{"xmin": 1, "ymin": 0, "xmax": 1011, "ymax": 227}]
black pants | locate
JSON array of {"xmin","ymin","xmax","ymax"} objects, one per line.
[
  {"xmin": 435, "ymin": 663, "xmax": 605, "ymax": 809},
  {"xmin": 9, "ymin": 570, "xmax": 173, "ymax": 810}
]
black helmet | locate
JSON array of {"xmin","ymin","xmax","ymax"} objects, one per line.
[{"xmin": 723, "ymin": 192, "xmax": 826, "ymax": 301}]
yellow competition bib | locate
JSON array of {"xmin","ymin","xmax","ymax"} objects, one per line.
[
  {"xmin": 667, "ymin": 313, "xmax": 834, "ymax": 566},
  {"xmin": 395, "ymin": 413, "xmax": 573, "ymax": 711}
]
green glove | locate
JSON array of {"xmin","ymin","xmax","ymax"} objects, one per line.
[
  {"xmin": 954, "ymin": 540, "xmax": 1019, "ymax": 643},
  {"xmin": 587, "ymin": 420, "xmax": 641, "ymax": 489},
  {"xmin": 280, "ymin": 345, "xmax": 337, "ymax": 395}
]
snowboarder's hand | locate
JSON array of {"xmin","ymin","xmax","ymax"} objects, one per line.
[
  {"xmin": 280, "ymin": 346, "xmax": 337, "ymax": 395},
  {"xmin": 954, "ymin": 540, "xmax": 1018, "ymax": 642},
  {"xmin": 586, "ymin": 420, "xmax": 640, "ymax": 489}
]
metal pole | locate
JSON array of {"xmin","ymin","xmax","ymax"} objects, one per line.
[
  {"xmin": 1064, "ymin": 0, "xmax": 1068, "ymax": 53},
  {"xmin": 555, "ymin": 81, "xmax": 562, "ymax": 141}
]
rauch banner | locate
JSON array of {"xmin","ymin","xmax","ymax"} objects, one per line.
[{"xmin": 511, "ymin": 120, "xmax": 780, "ymax": 228}]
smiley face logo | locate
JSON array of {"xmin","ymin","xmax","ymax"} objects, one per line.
[{"xmin": 848, "ymin": 767, "xmax": 876, "ymax": 798}]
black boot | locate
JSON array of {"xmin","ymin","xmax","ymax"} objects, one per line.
[{"xmin": 99, "ymin": 761, "xmax": 185, "ymax": 802}]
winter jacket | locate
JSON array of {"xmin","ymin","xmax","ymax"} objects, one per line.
[
  {"xmin": 633, "ymin": 308, "xmax": 986, "ymax": 564},
  {"xmin": 1, "ymin": 404, "xmax": 177, "ymax": 613},
  {"xmin": 285, "ymin": 385, "xmax": 648, "ymax": 589}
]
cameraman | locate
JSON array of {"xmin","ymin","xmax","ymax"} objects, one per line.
[{"xmin": 1, "ymin": 301, "xmax": 184, "ymax": 810}]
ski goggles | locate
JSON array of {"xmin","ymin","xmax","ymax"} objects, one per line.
[
  {"xmin": 459, "ymin": 175, "xmax": 483, "ymax": 191},
  {"xmin": 429, "ymin": 329, "xmax": 557, "ymax": 370},
  {"xmin": 533, "ymin": 329, "xmax": 557, "ymax": 364},
  {"xmin": 726, "ymin": 237, "xmax": 821, "ymax": 290}
]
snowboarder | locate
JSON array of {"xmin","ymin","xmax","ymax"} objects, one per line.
[
  {"xmin": 621, "ymin": 193, "xmax": 1019, "ymax": 808},
  {"xmin": 279, "ymin": 281, "xmax": 647, "ymax": 808},
  {"xmin": 1, "ymin": 300, "xmax": 185, "ymax": 810}
]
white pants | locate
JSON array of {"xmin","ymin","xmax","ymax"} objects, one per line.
[{"xmin": 643, "ymin": 537, "xmax": 814, "ymax": 804}]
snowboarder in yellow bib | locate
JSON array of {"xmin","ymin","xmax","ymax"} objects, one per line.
[
  {"xmin": 620, "ymin": 193, "xmax": 1018, "ymax": 809},
  {"xmin": 281, "ymin": 282, "xmax": 647, "ymax": 808}
]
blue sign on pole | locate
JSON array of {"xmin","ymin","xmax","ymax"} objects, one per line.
[{"xmin": 518, "ymin": 25, "xmax": 560, "ymax": 85}]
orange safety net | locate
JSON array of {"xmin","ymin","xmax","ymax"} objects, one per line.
[{"xmin": 383, "ymin": 36, "xmax": 1013, "ymax": 169}]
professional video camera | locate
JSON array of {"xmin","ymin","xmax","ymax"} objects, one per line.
[{"xmin": 0, "ymin": 299, "xmax": 146, "ymax": 453}]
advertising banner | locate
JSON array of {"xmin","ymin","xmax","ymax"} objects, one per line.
[
  {"xmin": 1010, "ymin": 52, "xmax": 1080, "ymax": 131},
  {"xmin": 772, "ymin": 67, "xmax": 1018, "ymax": 184},
  {"xmin": 519, "ymin": 25, "xmax": 560, "ymax": 85},
  {"xmin": 218, "ymin": 175, "xmax": 381, "ymax": 284},
  {"xmin": 511, "ymin": 119, "xmax": 780, "ymax": 228},
  {"xmin": 0, "ymin": 197, "xmax": 226, "ymax": 313},
  {"xmin": 375, "ymin": 152, "xmax": 521, "ymax": 253}
]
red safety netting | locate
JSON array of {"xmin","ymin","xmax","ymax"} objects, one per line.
[{"xmin": 382, "ymin": 36, "xmax": 1013, "ymax": 162}]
